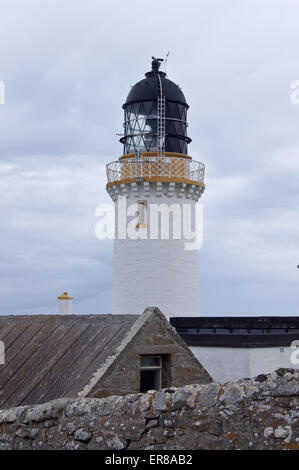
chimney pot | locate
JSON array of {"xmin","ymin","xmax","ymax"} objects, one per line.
[{"xmin": 57, "ymin": 291, "xmax": 73, "ymax": 315}]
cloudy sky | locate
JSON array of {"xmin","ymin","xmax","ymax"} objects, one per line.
[{"xmin": 0, "ymin": 0, "xmax": 298, "ymax": 316}]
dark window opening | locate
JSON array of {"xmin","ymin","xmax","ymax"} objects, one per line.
[
  {"xmin": 140, "ymin": 370, "xmax": 160, "ymax": 393},
  {"xmin": 140, "ymin": 355, "xmax": 170, "ymax": 393}
]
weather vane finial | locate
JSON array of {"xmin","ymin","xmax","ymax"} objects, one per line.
[{"xmin": 151, "ymin": 56, "xmax": 164, "ymax": 72}]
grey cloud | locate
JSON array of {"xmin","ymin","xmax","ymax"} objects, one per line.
[{"xmin": 0, "ymin": 0, "xmax": 298, "ymax": 315}]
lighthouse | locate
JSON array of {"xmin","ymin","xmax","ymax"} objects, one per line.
[{"xmin": 106, "ymin": 58, "xmax": 205, "ymax": 318}]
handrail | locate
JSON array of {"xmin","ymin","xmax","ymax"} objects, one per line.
[{"xmin": 106, "ymin": 156, "xmax": 205, "ymax": 185}]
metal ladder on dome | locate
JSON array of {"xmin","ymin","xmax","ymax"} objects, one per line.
[{"xmin": 157, "ymin": 73, "xmax": 165, "ymax": 160}]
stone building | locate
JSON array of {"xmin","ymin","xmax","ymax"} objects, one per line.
[{"xmin": 0, "ymin": 307, "xmax": 211, "ymax": 409}]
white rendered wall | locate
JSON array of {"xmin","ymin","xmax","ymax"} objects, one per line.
[
  {"xmin": 191, "ymin": 345, "xmax": 295, "ymax": 382},
  {"xmin": 109, "ymin": 182, "xmax": 204, "ymax": 318}
]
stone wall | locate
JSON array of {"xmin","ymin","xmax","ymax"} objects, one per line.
[{"xmin": 0, "ymin": 369, "xmax": 298, "ymax": 450}]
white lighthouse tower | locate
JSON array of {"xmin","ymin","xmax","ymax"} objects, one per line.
[{"xmin": 106, "ymin": 58, "xmax": 205, "ymax": 318}]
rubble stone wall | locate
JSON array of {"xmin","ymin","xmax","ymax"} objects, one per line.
[{"xmin": 0, "ymin": 369, "xmax": 298, "ymax": 450}]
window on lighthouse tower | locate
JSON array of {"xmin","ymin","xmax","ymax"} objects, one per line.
[{"xmin": 136, "ymin": 200, "xmax": 147, "ymax": 228}]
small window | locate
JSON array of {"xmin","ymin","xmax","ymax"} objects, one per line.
[
  {"xmin": 233, "ymin": 329, "xmax": 247, "ymax": 334},
  {"xmin": 140, "ymin": 355, "xmax": 162, "ymax": 393},
  {"xmin": 136, "ymin": 200, "xmax": 147, "ymax": 228},
  {"xmin": 280, "ymin": 348, "xmax": 284, "ymax": 353},
  {"xmin": 200, "ymin": 328, "xmax": 214, "ymax": 334},
  {"xmin": 215, "ymin": 328, "xmax": 230, "ymax": 334},
  {"xmin": 187, "ymin": 328, "xmax": 197, "ymax": 334}
]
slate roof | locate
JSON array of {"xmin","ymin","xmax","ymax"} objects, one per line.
[{"xmin": 0, "ymin": 314, "xmax": 138, "ymax": 409}]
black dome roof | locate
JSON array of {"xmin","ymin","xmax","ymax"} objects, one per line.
[{"xmin": 123, "ymin": 63, "xmax": 188, "ymax": 108}]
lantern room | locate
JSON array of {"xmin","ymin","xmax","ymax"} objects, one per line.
[{"xmin": 120, "ymin": 58, "xmax": 191, "ymax": 155}]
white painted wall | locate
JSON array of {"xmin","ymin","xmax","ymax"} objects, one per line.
[
  {"xmin": 191, "ymin": 345, "xmax": 295, "ymax": 382},
  {"xmin": 110, "ymin": 182, "xmax": 203, "ymax": 318}
]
